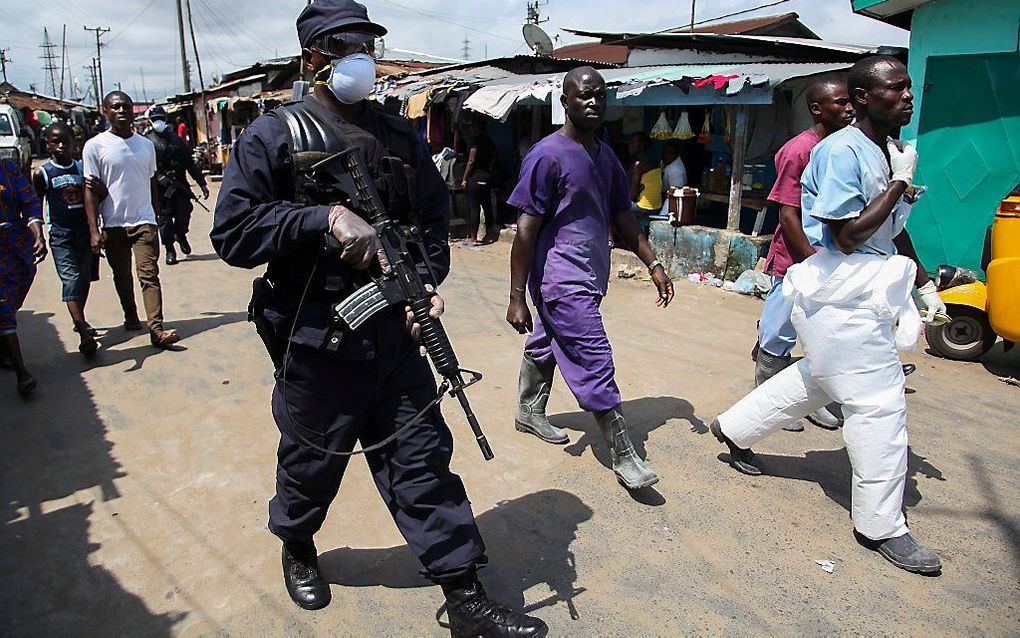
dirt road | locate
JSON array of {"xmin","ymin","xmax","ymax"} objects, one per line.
[{"xmin": 2, "ymin": 178, "xmax": 1018, "ymax": 635}]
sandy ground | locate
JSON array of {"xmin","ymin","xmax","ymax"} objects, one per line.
[{"xmin": 2, "ymin": 177, "xmax": 1019, "ymax": 636}]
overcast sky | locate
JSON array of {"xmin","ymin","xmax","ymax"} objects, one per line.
[{"xmin": 1, "ymin": 0, "xmax": 908, "ymax": 104}]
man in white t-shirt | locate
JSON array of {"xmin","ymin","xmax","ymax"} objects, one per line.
[
  {"xmin": 659, "ymin": 140, "xmax": 687, "ymax": 217},
  {"xmin": 83, "ymin": 91, "xmax": 179, "ymax": 348}
]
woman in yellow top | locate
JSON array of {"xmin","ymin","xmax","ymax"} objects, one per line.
[{"xmin": 627, "ymin": 132, "xmax": 662, "ymax": 236}]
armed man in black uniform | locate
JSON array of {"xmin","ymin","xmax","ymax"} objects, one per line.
[
  {"xmin": 147, "ymin": 105, "xmax": 209, "ymax": 265},
  {"xmin": 211, "ymin": 1, "xmax": 548, "ymax": 635}
]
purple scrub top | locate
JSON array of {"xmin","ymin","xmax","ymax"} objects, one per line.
[{"xmin": 508, "ymin": 133, "xmax": 631, "ymax": 302}]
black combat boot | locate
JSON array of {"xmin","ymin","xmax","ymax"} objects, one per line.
[
  {"xmin": 178, "ymin": 236, "xmax": 192, "ymax": 255},
  {"xmin": 165, "ymin": 246, "xmax": 178, "ymax": 265},
  {"xmin": 282, "ymin": 540, "xmax": 331, "ymax": 610},
  {"xmin": 442, "ymin": 572, "xmax": 548, "ymax": 637}
]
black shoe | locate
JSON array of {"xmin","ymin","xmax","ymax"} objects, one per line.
[
  {"xmin": 178, "ymin": 237, "xmax": 192, "ymax": 255},
  {"xmin": 710, "ymin": 419, "xmax": 762, "ymax": 475},
  {"xmin": 17, "ymin": 373, "xmax": 37, "ymax": 397},
  {"xmin": 902, "ymin": 363, "xmax": 916, "ymax": 377},
  {"xmin": 854, "ymin": 530, "xmax": 942, "ymax": 574},
  {"xmin": 124, "ymin": 317, "xmax": 143, "ymax": 331},
  {"xmin": 443, "ymin": 575, "xmax": 548, "ymax": 638},
  {"xmin": 165, "ymin": 249, "xmax": 178, "ymax": 266},
  {"xmin": 282, "ymin": 541, "xmax": 331, "ymax": 610}
]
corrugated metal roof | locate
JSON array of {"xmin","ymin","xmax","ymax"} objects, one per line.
[{"xmin": 463, "ymin": 61, "xmax": 852, "ymax": 120}]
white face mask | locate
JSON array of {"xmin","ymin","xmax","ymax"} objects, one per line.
[
  {"xmin": 315, "ymin": 53, "xmax": 377, "ymax": 104},
  {"xmin": 151, "ymin": 119, "xmax": 168, "ymax": 133}
]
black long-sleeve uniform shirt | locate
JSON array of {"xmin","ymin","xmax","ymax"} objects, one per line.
[
  {"xmin": 146, "ymin": 129, "xmax": 206, "ymax": 189},
  {"xmin": 211, "ymin": 97, "xmax": 451, "ymax": 361}
]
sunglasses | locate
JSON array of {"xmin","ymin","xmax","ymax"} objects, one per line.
[{"xmin": 312, "ymin": 31, "xmax": 378, "ymax": 60}]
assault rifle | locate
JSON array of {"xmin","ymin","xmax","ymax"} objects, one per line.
[
  {"xmin": 155, "ymin": 172, "xmax": 209, "ymax": 212},
  {"xmin": 311, "ymin": 147, "xmax": 494, "ymax": 461}
]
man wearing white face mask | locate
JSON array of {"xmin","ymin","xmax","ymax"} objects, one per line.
[
  {"xmin": 211, "ymin": 1, "xmax": 549, "ymax": 635},
  {"xmin": 145, "ymin": 105, "xmax": 209, "ymax": 265}
]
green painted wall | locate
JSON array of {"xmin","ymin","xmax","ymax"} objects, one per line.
[
  {"xmin": 901, "ymin": 0, "xmax": 1020, "ymax": 275},
  {"xmin": 903, "ymin": 0, "xmax": 1020, "ymax": 140}
]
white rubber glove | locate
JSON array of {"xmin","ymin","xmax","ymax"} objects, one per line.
[
  {"xmin": 887, "ymin": 139, "xmax": 918, "ymax": 188},
  {"xmin": 917, "ymin": 281, "xmax": 947, "ymax": 323}
]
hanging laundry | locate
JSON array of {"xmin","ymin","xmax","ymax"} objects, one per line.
[{"xmin": 693, "ymin": 74, "xmax": 740, "ymax": 90}]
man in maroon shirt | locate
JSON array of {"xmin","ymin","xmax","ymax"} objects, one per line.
[{"xmin": 755, "ymin": 79, "xmax": 854, "ymax": 431}]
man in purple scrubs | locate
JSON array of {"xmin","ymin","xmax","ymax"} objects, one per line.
[{"xmin": 506, "ymin": 66, "xmax": 674, "ymax": 490}]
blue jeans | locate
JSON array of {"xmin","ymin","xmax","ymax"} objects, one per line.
[{"xmin": 758, "ymin": 275, "xmax": 797, "ymax": 357}]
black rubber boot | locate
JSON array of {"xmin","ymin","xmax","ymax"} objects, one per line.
[
  {"xmin": 282, "ymin": 541, "xmax": 331, "ymax": 610},
  {"xmin": 594, "ymin": 407, "xmax": 658, "ymax": 489},
  {"xmin": 710, "ymin": 418, "xmax": 762, "ymax": 476},
  {"xmin": 854, "ymin": 530, "xmax": 942, "ymax": 575},
  {"xmin": 514, "ymin": 354, "xmax": 568, "ymax": 444},
  {"xmin": 442, "ymin": 572, "xmax": 548, "ymax": 637}
]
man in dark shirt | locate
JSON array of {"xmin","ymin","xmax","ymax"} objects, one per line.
[
  {"xmin": 211, "ymin": 1, "xmax": 547, "ymax": 634},
  {"xmin": 146, "ymin": 105, "xmax": 209, "ymax": 265}
]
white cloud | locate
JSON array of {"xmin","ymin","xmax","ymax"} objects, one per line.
[{"xmin": 1, "ymin": 0, "xmax": 908, "ymax": 103}]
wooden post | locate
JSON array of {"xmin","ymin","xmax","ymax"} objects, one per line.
[{"xmin": 727, "ymin": 105, "xmax": 748, "ymax": 232}]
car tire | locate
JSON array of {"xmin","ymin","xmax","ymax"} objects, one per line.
[{"xmin": 925, "ymin": 305, "xmax": 997, "ymax": 360}]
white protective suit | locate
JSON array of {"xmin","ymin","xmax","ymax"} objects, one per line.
[{"xmin": 718, "ymin": 248, "xmax": 922, "ymax": 540}]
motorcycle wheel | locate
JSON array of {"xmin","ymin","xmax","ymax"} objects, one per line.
[{"xmin": 924, "ymin": 305, "xmax": 997, "ymax": 360}]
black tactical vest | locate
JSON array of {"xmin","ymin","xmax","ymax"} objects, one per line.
[{"xmin": 270, "ymin": 98, "xmax": 418, "ymax": 226}]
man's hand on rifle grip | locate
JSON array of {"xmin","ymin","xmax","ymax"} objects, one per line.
[{"xmin": 329, "ymin": 204, "xmax": 383, "ymax": 270}]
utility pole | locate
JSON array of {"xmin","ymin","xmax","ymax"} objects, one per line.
[
  {"xmin": 41, "ymin": 27, "xmax": 60, "ymax": 96},
  {"xmin": 175, "ymin": 0, "xmax": 192, "ymax": 93},
  {"xmin": 140, "ymin": 67, "xmax": 148, "ymax": 102},
  {"xmin": 185, "ymin": 0, "xmax": 211, "ymax": 142},
  {"xmin": 83, "ymin": 26, "xmax": 110, "ymax": 99},
  {"xmin": 0, "ymin": 49, "xmax": 11, "ymax": 83},
  {"xmin": 60, "ymin": 25, "xmax": 67, "ymax": 99},
  {"xmin": 689, "ymin": 0, "xmax": 697, "ymax": 32},
  {"xmin": 461, "ymin": 36, "xmax": 471, "ymax": 61}
]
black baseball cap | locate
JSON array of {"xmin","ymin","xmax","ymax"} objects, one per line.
[
  {"xmin": 148, "ymin": 105, "xmax": 168, "ymax": 120},
  {"xmin": 296, "ymin": 0, "xmax": 387, "ymax": 50}
]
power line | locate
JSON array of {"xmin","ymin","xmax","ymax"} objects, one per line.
[{"xmin": 376, "ymin": 0, "xmax": 519, "ymax": 43}]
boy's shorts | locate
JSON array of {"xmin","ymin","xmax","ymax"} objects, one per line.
[{"xmin": 49, "ymin": 226, "xmax": 99, "ymax": 303}]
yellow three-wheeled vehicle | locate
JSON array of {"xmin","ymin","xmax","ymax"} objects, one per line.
[{"xmin": 926, "ymin": 184, "xmax": 1020, "ymax": 360}]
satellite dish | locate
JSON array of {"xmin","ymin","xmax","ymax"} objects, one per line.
[{"xmin": 523, "ymin": 23, "xmax": 554, "ymax": 57}]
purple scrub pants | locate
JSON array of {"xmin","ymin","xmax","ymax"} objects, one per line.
[{"xmin": 525, "ymin": 293, "xmax": 622, "ymax": 412}]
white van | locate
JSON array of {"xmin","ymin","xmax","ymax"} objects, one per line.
[{"xmin": 0, "ymin": 101, "xmax": 32, "ymax": 172}]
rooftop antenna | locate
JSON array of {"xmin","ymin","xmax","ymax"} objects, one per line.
[
  {"xmin": 526, "ymin": 0, "xmax": 549, "ymax": 25},
  {"xmin": 523, "ymin": 1, "xmax": 553, "ymax": 57}
]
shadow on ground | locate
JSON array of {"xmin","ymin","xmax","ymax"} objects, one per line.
[
  {"xmin": 0, "ymin": 310, "xmax": 185, "ymax": 634},
  {"xmin": 720, "ymin": 446, "xmax": 945, "ymax": 515},
  {"xmin": 319, "ymin": 489, "xmax": 592, "ymax": 620},
  {"xmin": 82, "ymin": 311, "xmax": 247, "ymax": 373}
]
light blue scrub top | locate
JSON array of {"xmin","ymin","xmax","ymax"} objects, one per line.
[{"xmin": 800, "ymin": 126, "xmax": 911, "ymax": 255}]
